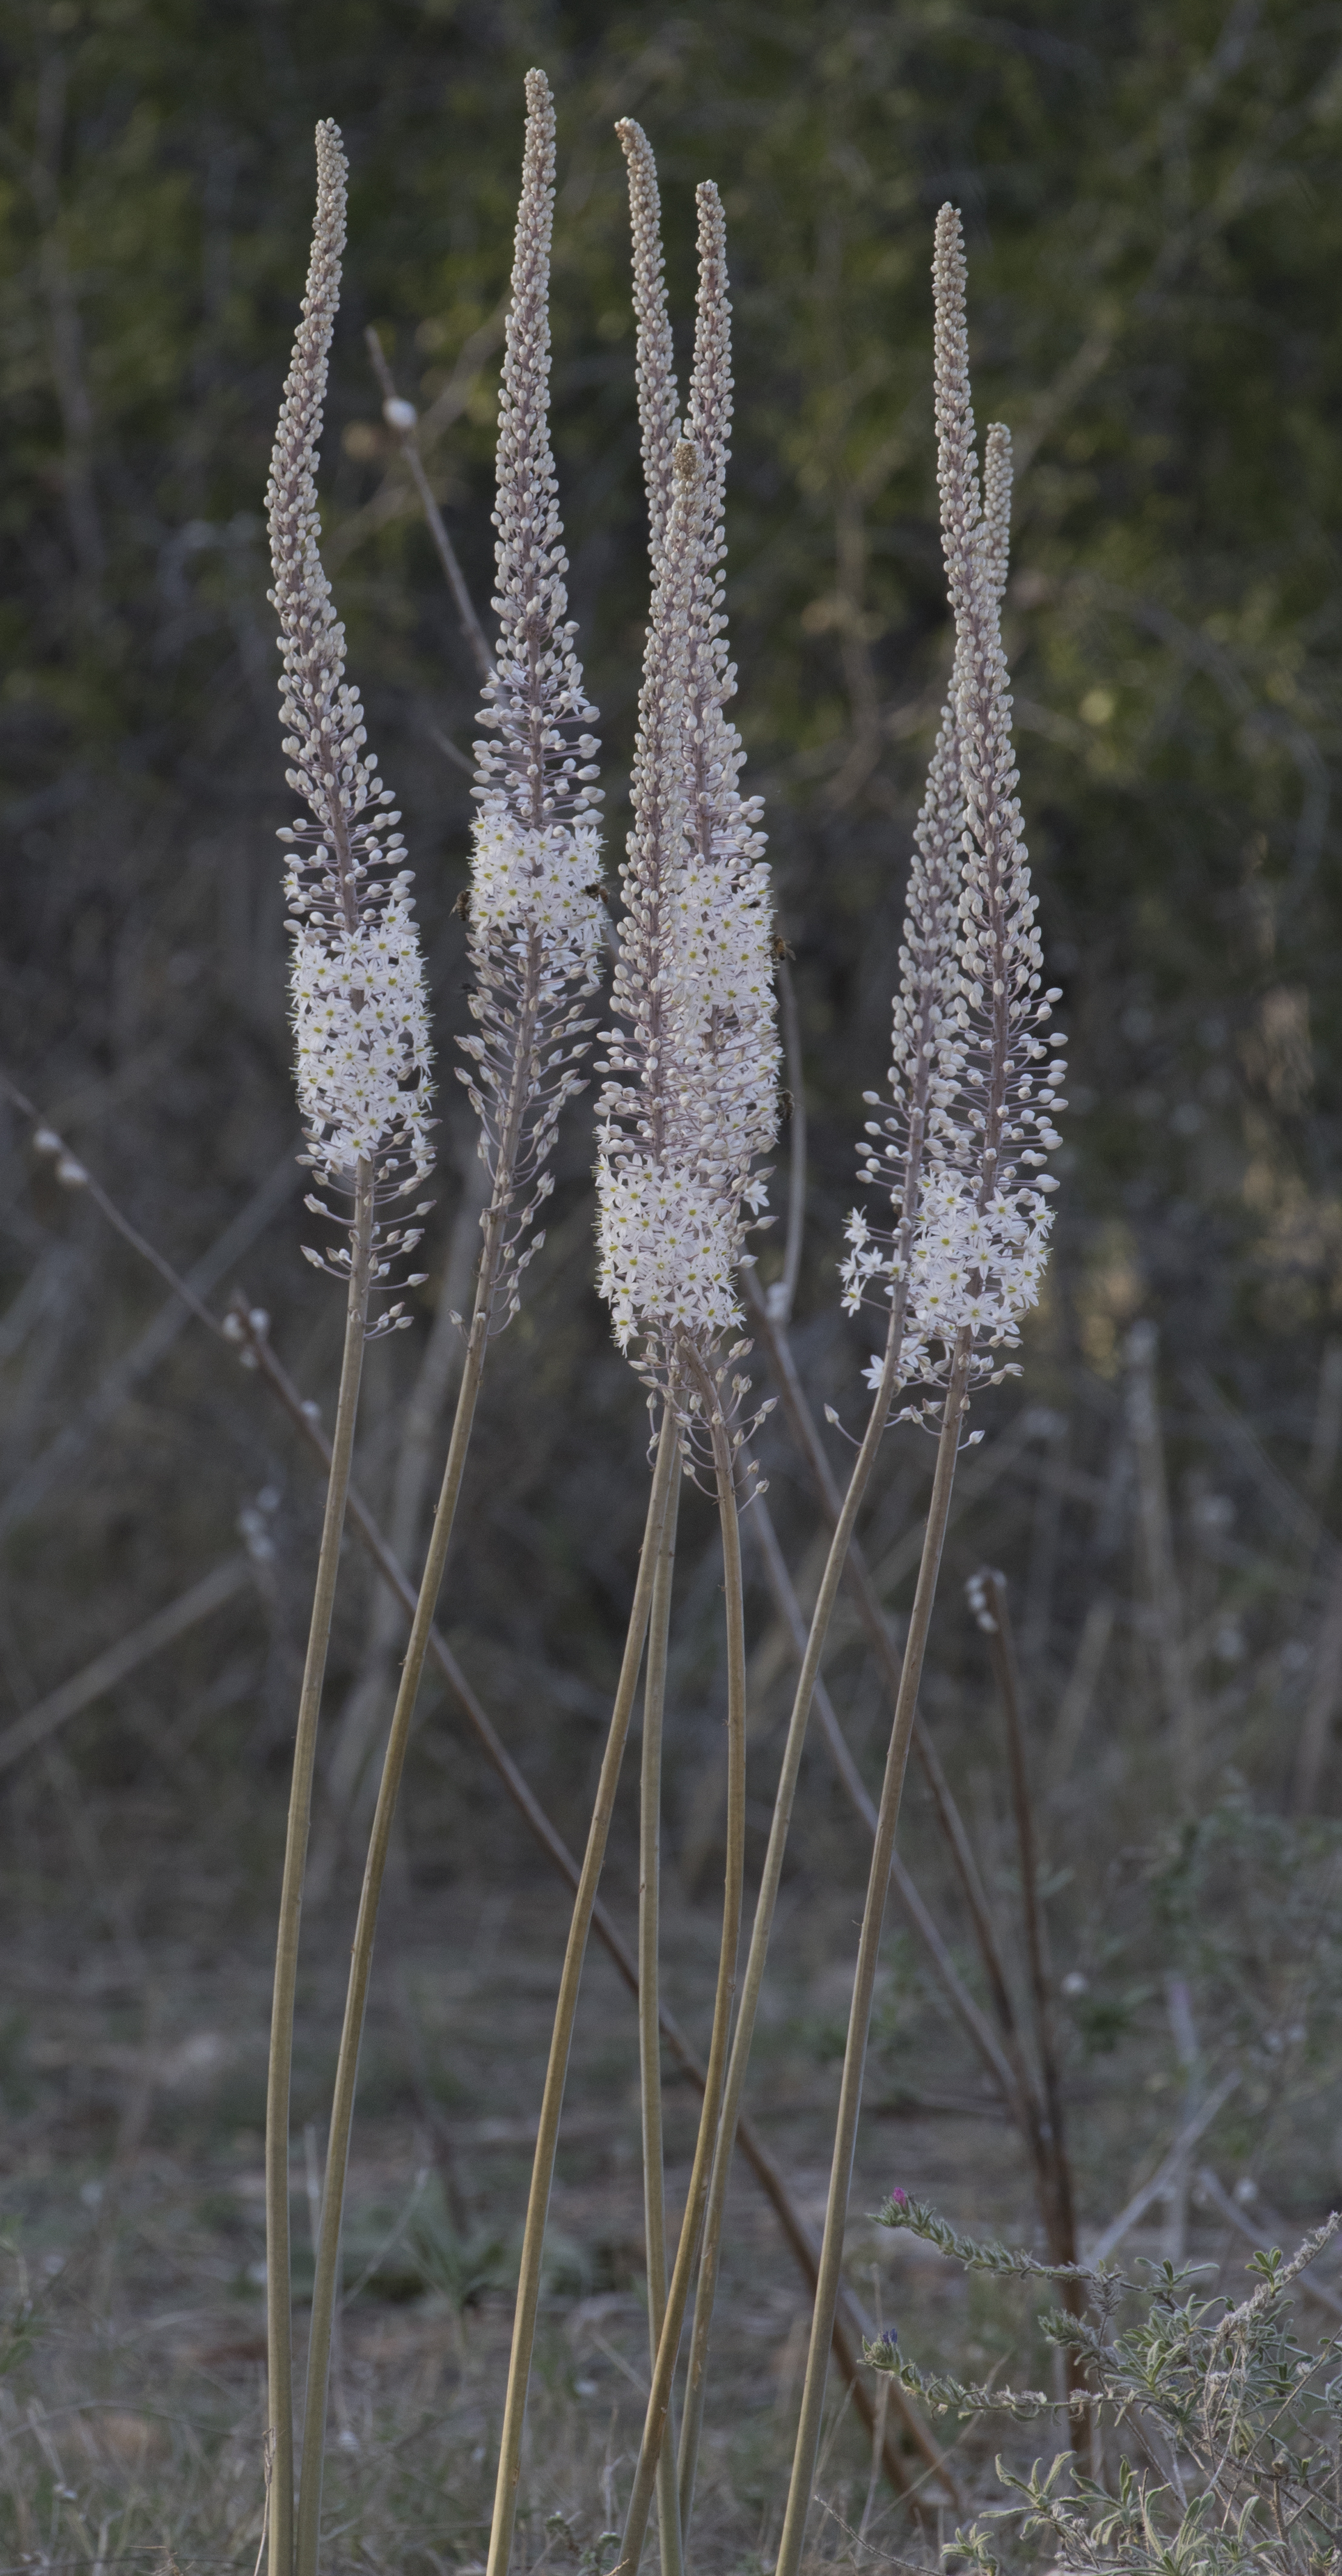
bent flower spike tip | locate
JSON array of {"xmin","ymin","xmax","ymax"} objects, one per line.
[
  {"xmin": 267, "ymin": 119, "xmax": 434, "ymax": 1332},
  {"xmin": 842, "ymin": 204, "xmax": 1066, "ymax": 1424},
  {"xmin": 459, "ymin": 68, "xmax": 607, "ymax": 1334},
  {"xmin": 596, "ymin": 162, "xmax": 779, "ymax": 1402}
]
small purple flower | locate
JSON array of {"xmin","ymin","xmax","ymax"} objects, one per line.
[{"xmin": 890, "ymin": 2186, "xmax": 907, "ymax": 2209}]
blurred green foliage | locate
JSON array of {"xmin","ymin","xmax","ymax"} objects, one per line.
[
  {"xmin": 3, "ymin": 0, "xmax": 1340, "ymax": 1361},
  {"xmin": 2, "ymin": 0, "xmax": 1341, "ymax": 1865}
]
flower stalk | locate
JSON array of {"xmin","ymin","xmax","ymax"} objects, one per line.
[
  {"xmin": 775, "ymin": 201, "xmax": 1066, "ymax": 2575},
  {"xmin": 671, "ymin": 215, "xmax": 1018, "ymax": 2544},
  {"xmin": 285, "ymin": 74, "xmax": 606, "ymax": 2576},
  {"xmin": 294, "ymin": 1267, "xmax": 489, "ymax": 2576},
  {"xmin": 264, "ymin": 1160, "xmax": 371, "ymax": 2576},
  {"xmin": 261, "ymin": 113, "xmax": 433, "ymax": 2576},
  {"xmin": 592, "ymin": 134, "xmax": 778, "ymax": 2573},
  {"xmin": 613, "ymin": 1358, "xmax": 747, "ymax": 2576},
  {"xmin": 638, "ymin": 1461, "xmax": 685, "ymax": 2576},
  {"xmin": 674, "ymin": 1286, "xmax": 914, "ymax": 2543},
  {"xmin": 772, "ymin": 1340, "xmax": 970, "ymax": 2576},
  {"xmin": 596, "ymin": 152, "xmax": 778, "ymax": 1381},
  {"xmin": 485, "ymin": 1414, "xmax": 679, "ymax": 2576}
]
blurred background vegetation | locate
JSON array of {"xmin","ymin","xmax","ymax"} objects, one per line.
[
  {"xmin": 6, "ymin": 0, "xmax": 1342, "ymax": 2014},
  {"xmin": 2, "ymin": 0, "xmax": 1339, "ymax": 2555},
  {"xmin": 5, "ymin": 0, "xmax": 1342, "ymax": 1975},
  {"xmin": 3, "ymin": 5, "xmax": 1342, "ymax": 2552}
]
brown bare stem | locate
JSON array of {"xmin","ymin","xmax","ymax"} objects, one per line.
[
  {"xmin": 0, "ymin": 1077, "xmax": 943, "ymax": 2490},
  {"xmin": 775, "ymin": 1336, "xmax": 971, "ymax": 2576},
  {"xmin": 742, "ymin": 1270, "xmax": 1039, "ymax": 2124},
  {"xmin": 639, "ymin": 1463, "xmax": 684, "ymax": 2576},
  {"xmin": 775, "ymin": 957, "xmax": 807, "ymax": 1324},
  {"xmin": 614, "ymin": 1361, "xmax": 750, "ymax": 2576},
  {"xmin": 673, "ymin": 1310, "xmax": 968, "ymax": 2542},
  {"xmin": 971, "ymin": 1566, "xmax": 1087, "ymax": 2454},
  {"xmin": 265, "ymin": 1154, "xmax": 373, "ymax": 2576},
  {"xmin": 226, "ymin": 1290, "xmax": 930, "ymax": 2484},
  {"xmin": 296, "ymin": 974, "xmax": 544, "ymax": 2576},
  {"xmin": 749, "ymin": 1493, "xmax": 1014, "ymax": 2104},
  {"xmin": 1126, "ymin": 1320, "xmax": 1195, "ymax": 1792},
  {"xmin": 484, "ymin": 1414, "xmax": 679, "ymax": 2576},
  {"xmin": 364, "ymin": 327, "xmax": 494, "ymax": 684}
]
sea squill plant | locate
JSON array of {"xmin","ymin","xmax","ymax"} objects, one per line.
[
  {"xmin": 600, "ymin": 138, "xmax": 780, "ymax": 2576},
  {"xmin": 262, "ymin": 116, "xmax": 435, "ymax": 2576},
  {"xmin": 770, "ymin": 203, "xmax": 1067, "ymax": 2576},
  {"xmin": 485, "ymin": 127, "xmax": 779, "ymax": 2576},
  {"xmin": 649, "ymin": 261, "xmax": 1023, "ymax": 2566},
  {"xmin": 265, "ymin": 79, "xmax": 607, "ymax": 2576},
  {"xmin": 610, "ymin": 126, "xmax": 693, "ymax": 2576},
  {"xmin": 667, "ymin": 401, "xmax": 1046, "ymax": 2544}
]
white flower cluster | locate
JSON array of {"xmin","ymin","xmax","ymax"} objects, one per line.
[
  {"xmin": 841, "ymin": 209, "xmax": 1066, "ymax": 1420},
  {"xmin": 467, "ymin": 815, "xmax": 605, "ymax": 999},
  {"xmin": 846, "ymin": 1178, "xmax": 1053, "ymax": 1398},
  {"xmin": 596, "ymin": 149, "xmax": 778, "ymax": 1380},
  {"xmin": 596, "ymin": 1162, "xmax": 742, "ymax": 1352},
  {"xmin": 598, "ymin": 806, "xmax": 775, "ymax": 1360},
  {"xmin": 671, "ymin": 839, "xmax": 777, "ymax": 1173},
  {"xmin": 289, "ymin": 896, "xmax": 431, "ymax": 1169},
  {"xmin": 267, "ymin": 120, "xmax": 433, "ymax": 1326},
  {"xmin": 595, "ymin": 653, "xmax": 778, "ymax": 1373},
  {"xmin": 457, "ymin": 70, "xmax": 606, "ymax": 1336}
]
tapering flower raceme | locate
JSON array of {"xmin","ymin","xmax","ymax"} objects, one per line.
[
  {"xmin": 838, "ymin": 649, "xmax": 976, "ymax": 1331},
  {"xmin": 616, "ymin": 118, "xmax": 678, "ymax": 579},
  {"xmin": 458, "ymin": 68, "xmax": 607, "ymax": 1333},
  {"xmin": 843, "ymin": 207, "xmax": 1066, "ymax": 1416},
  {"xmin": 838, "ymin": 422, "xmax": 1010, "ymax": 1333},
  {"xmin": 267, "ymin": 119, "xmax": 434, "ymax": 1327},
  {"xmin": 676, "ymin": 184, "xmax": 777, "ymax": 1201},
  {"xmin": 596, "ymin": 149, "xmax": 779, "ymax": 1395}
]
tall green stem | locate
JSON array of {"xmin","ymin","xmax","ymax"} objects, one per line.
[
  {"xmin": 614, "ymin": 1367, "xmax": 747, "ymax": 2576},
  {"xmin": 676, "ymin": 1298, "xmax": 913, "ymax": 2543},
  {"xmin": 484, "ymin": 1413, "xmax": 678, "ymax": 2576},
  {"xmin": 639, "ymin": 1467, "xmax": 684, "ymax": 2576},
  {"xmin": 295, "ymin": 1311, "xmax": 487, "ymax": 2576},
  {"xmin": 295, "ymin": 1033, "xmax": 538, "ymax": 2576},
  {"xmin": 266, "ymin": 1157, "xmax": 373, "ymax": 2576},
  {"xmin": 774, "ymin": 1336, "xmax": 971, "ymax": 2576}
]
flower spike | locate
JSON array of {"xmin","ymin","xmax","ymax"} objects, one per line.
[
  {"xmin": 596, "ymin": 150, "xmax": 779, "ymax": 1420},
  {"xmin": 616, "ymin": 118, "xmax": 679, "ymax": 575},
  {"xmin": 458, "ymin": 67, "xmax": 607, "ymax": 1335},
  {"xmin": 843, "ymin": 206, "xmax": 1066, "ymax": 1423},
  {"xmin": 267, "ymin": 118, "xmax": 433, "ymax": 1333}
]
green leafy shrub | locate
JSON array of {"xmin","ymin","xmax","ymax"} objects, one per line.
[{"xmin": 869, "ymin": 2192, "xmax": 1342, "ymax": 2573}]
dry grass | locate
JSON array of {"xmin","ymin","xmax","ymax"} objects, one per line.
[
  {"xmin": 2, "ymin": 1803, "xmax": 1340, "ymax": 2576},
  {"xmin": 7, "ymin": 1133, "xmax": 1342, "ymax": 2571}
]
